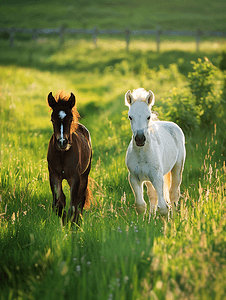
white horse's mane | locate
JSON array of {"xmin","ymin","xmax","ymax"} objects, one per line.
[{"xmin": 131, "ymin": 88, "xmax": 150, "ymax": 102}]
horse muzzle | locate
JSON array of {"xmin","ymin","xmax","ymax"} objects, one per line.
[
  {"xmin": 135, "ymin": 130, "xmax": 146, "ymax": 147},
  {"xmin": 57, "ymin": 138, "xmax": 71, "ymax": 151}
]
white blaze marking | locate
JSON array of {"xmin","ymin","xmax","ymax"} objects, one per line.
[
  {"xmin": 59, "ymin": 123, "xmax": 65, "ymax": 145},
  {"xmin": 59, "ymin": 111, "xmax": 66, "ymax": 146},
  {"xmin": 59, "ymin": 110, "xmax": 66, "ymax": 119}
]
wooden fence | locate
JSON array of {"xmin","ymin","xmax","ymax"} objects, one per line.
[{"xmin": 0, "ymin": 26, "xmax": 226, "ymax": 51}]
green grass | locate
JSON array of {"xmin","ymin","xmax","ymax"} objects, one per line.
[
  {"xmin": 1, "ymin": 36, "xmax": 226, "ymax": 299},
  {"xmin": 1, "ymin": 0, "xmax": 226, "ymax": 32},
  {"xmin": 1, "ymin": 1, "xmax": 226, "ymax": 297}
]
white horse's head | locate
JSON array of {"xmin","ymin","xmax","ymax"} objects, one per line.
[{"xmin": 125, "ymin": 88, "xmax": 155, "ymax": 147}]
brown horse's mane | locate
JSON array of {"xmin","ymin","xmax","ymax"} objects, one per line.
[{"xmin": 54, "ymin": 90, "xmax": 80, "ymax": 133}]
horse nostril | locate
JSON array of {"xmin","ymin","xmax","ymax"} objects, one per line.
[
  {"xmin": 135, "ymin": 131, "xmax": 146, "ymax": 145},
  {"xmin": 58, "ymin": 137, "xmax": 68, "ymax": 147}
]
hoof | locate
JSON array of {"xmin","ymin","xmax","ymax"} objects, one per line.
[
  {"xmin": 157, "ymin": 206, "xmax": 168, "ymax": 216},
  {"xmin": 135, "ymin": 204, "xmax": 147, "ymax": 214}
]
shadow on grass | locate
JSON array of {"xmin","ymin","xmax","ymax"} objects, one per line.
[{"xmin": 0, "ymin": 40, "xmax": 221, "ymax": 76}]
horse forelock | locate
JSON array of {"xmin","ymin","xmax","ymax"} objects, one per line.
[
  {"xmin": 131, "ymin": 88, "xmax": 149, "ymax": 103},
  {"xmin": 55, "ymin": 90, "xmax": 71, "ymax": 102}
]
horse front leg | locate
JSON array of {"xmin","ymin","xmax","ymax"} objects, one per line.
[
  {"xmin": 68, "ymin": 175, "xmax": 81, "ymax": 224},
  {"xmin": 145, "ymin": 181, "xmax": 158, "ymax": 215},
  {"xmin": 129, "ymin": 173, "xmax": 146, "ymax": 214},
  {"xmin": 150, "ymin": 172, "xmax": 168, "ymax": 216},
  {"xmin": 49, "ymin": 172, "xmax": 66, "ymax": 219}
]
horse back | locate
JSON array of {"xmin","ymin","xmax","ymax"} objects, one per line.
[
  {"xmin": 73, "ymin": 123, "xmax": 92, "ymax": 174},
  {"xmin": 75, "ymin": 123, "xmax": 92, "ymax": 147},
  {"xmin": 154, "ymin": 121, "xmax": 185, "ymax": 147}
]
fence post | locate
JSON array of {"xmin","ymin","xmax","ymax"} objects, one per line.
[
  {"xmin": 156, "ymin": 26, "xmax": 161, "ymax": 52},
  {"xmin": 32, "ymin": 29, "xmax": 38, "ymax": 43},
  {"xmin": 125, "ymin": 29, "xmax": 130, "ymax": 51},
  {"xmin": 9, "ymin": 27, "xmax": 15, "ymax": 47},
  {"xmin": 196, "ymin": 29, "xmax": 203, "ymax": 52},
  {"xmin": 59, "ymin": 25, "xmax": 66, "ymax": 48},
  {"xmin": 93, "ymin": 26, "xmax": 98, "ymax": 47}
]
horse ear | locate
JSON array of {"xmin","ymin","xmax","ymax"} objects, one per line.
[
  {"xmin": 146, "ymin": 90, "xmax": 155, "ymax": 107},
  {"xmin": 68, "ymin": 93, "xmax": 76, "ymax": 109},
  {"xmin": 48, "ymin": 92, "xmax": 57, "ymax": 108},
  {"xmin": 125, "ymin": 90, "xmax": 134, "ymax": 107}
]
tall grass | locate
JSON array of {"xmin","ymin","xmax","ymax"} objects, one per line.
[{"xmin": 0, "ymin": 38, "xmax": 226, "ymax": 299}]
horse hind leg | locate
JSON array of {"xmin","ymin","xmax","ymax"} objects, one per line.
[
  {"xmin": 163, "ymin": 171, "xmax": 171, "ymax": 205},
  {"xmin": 145, "ymin": 181, "xmax": 158, "ymax": 215},
  {"xmin": 83, "ymin": 185, "xmax": 91, "ymax": 209},
  {"xmin": 169, "ymin": 162, "xmax": 184, "ymax": 207},
  {"xmin": 68, "ymin": 169, "xmax": 91, "ymax": 224},
  {"xmin": 73, "ymin": 183, "xmax": 90, "ymax": 223},
  {"xmin": 68, "ymin": 176, "xmax": 80, "ymax": 224},
  {"xmin": 76, "ymin": 165, "xmax": 92, "ymax": 220}
]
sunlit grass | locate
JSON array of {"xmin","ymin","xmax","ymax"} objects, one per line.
[
  {"xmin": 90, "ymin": 36, "xmax": 226, "ymax": 53},
  {"xmin": 1, "ymin": 0, "xmax": 226, "ymax": 296}
]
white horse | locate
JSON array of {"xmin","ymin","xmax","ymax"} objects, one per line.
[{"xmin": 125, "ymin": 88, "xmax": 186, "ymax": 216}]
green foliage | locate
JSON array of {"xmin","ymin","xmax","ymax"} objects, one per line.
[
  {"xmin": 164, "ymin": 87, "xmax": 199, "ymax": 132},
  {"xmin": 164, "ymin": 58, "xmax": 225, "ymax": 132},
  {"xmin": 147, "ymin": 63, "xmax": 183, "ymax": 83},
  {"xmin": 219, "ymin": 52, "xmax": 226, "ymax": 107},
  {"xmin": 189, "ymin": 58, "xmax": 217, "ymax": 103},
  {"xmin": 219, "ymin": 51, "xmax": 226, "ymax": 71},
  {"xmin": 188, "ymin": 58, "xmax": 223, "ymax": 127},
  {"xmin": 105, "ymin": 58, "xmax": 183, "ymax": 82}
]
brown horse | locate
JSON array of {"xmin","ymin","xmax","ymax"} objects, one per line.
[{"xmin": 47, "ymin": 91, "xmax": 92, "ymax": 224}]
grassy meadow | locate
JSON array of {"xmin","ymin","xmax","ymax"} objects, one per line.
[
  {"xmin": 1, "ymin": 1, "xmax": 226, "ymax": 299},
  {"xmin": 1, "ymin": 0, "xmax": 226, "ymax": 32}
]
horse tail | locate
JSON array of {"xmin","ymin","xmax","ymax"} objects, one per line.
[
  {"xmin": 163, "ymin": 171, "xmax": 171, "ymax": 204},
  {"xmin": 84, "ymin": 183, "xmax": 91, "ymax": 209},
  {"xmin": 84, "ymin": 177, "xmax": 106, "ymax": 209}
]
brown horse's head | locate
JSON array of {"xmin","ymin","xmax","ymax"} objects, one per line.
[{"xmin": 48, "ymin": 91, "xmax": 79, "ymax": 151}]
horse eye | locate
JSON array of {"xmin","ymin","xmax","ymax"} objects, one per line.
[
  {"xmin": 147, "ymin": 116, "xmax": 151, "ymax": 120},
  {"xmin": 128, "ymin": 116, "xmax": 132, "ymax": 120}
]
